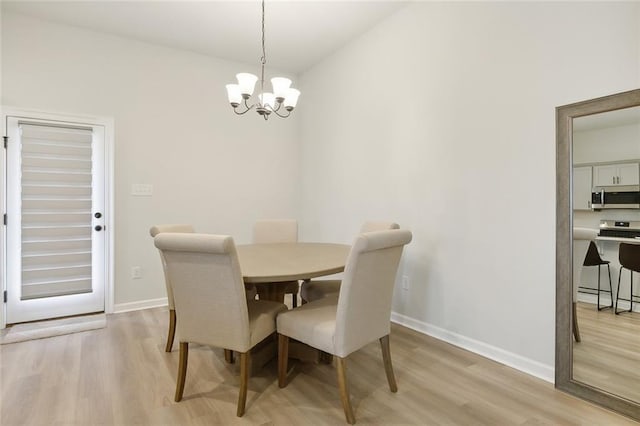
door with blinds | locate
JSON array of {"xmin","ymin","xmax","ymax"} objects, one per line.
[{"xmin": 5, "ymin": 117, "xmax": 105, "ymax": 324}]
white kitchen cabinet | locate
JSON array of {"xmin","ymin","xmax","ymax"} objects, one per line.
[
  {"xmin": 593, "ymin": 162, "xmax": 639, "ymax": 186},
  {"xmin": 573, "ymin": 166, "xmax": 593, "ymax": 210}
]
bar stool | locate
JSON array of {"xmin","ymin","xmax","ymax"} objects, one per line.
[
  {"xmin": 573, "ymin": 228, "xmax": 597, "ymax": 342},
  {"xmin": 581, "ymin": 241, "xmax": 613, "ymax": 311},
  {"xmin": 615, "ymin": 242, "xmax": 640, "ymax": 315}
]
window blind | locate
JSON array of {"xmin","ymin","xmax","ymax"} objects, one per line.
[{"xmin": 19, "ymin": 124, "xmax": 94, "ymax": 300}]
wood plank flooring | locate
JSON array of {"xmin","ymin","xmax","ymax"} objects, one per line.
[
  {"xmin": 573, "ymin": 301, "xmax": 640, "ymax": 403},
  {"xmin": 1, "ymin": 307, "xmax": 637, "ymax": 425}
]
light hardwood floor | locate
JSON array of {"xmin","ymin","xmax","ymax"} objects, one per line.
[
  {"xmin": 1, "ymin": 307, "xmax": 637, "ymax": 425},
  {"xmin": 573, "ymin": 301, "xmax": 640, "ymax": 403}
]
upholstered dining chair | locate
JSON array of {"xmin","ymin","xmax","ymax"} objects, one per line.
[
  {"xmin": 154, "ymin": 233, "xmax": 287, "ymax": 417},
  {"xmin": 277, "ymin": 229, "xmax": 412, "ymax": 424},
  {"xmin": 150, "ymin": 224, "xmax": 257, "ymax": 354},
  {"xmin": 300, "ymin": 221, "xmax": 400, "ymax": 303},
  {"xmin": 150, "ymin": 224, "xmax": 195, "ymax": 352},
  {"xmin": 572, "ymin": 227, "xmax": 598, "ymax": 342},
  {"xmin": 253, "ymin": 219, "xmax": 300, "ymax": 307}
]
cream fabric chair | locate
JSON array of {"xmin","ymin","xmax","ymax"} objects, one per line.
[
  {"xmin": 150, "ymin": 224, "xmax": 195, "ymax": 352},
  {"xmin": 573, "ymin": 227, "xmax": 598, "ymax": 342},
  {"xmin": 300, "ymin": 221, "xmax": 400, "ymax": 303},
  {"xmin": 150, "ymin": 224, "xmax": 258, "ymax": 353},
  {"xmin": 253, "ymin": 219, "xmax": 301, "ymax": 307},
  {"xmin": 154, "ymin": 233, "xmax": 287, "ymax": 417},
  {"xmin": 277, "ymin": 229, "xmax": 412, "ymax": 424}
]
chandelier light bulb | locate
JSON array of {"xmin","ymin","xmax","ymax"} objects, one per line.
[
  {"xmin": 271, "ymin": 77, "xmax": 292, "ymax": 101},
  {"xmin": 283, "ymin": 88, "xmax": 301, "ymax": 110},
  {"xmin": 225, "ymin": 84, "xmax": 242, "ymax": 107},
  {"xmin": 236, "ymin": 73, "xmax": 258, "ymax": 97},
  {"xmin": 259, "ymin": 92, "xmax": 276, "ymax": 110}
]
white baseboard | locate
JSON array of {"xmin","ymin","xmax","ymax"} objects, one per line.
[
  {"xmin": 113, "ymin": 297, "xmax": 168, "ymax": 314},
  {"xmin": 577, "ymin": 292, "xmax": 640, "ymax": 313},
  {"xmin": 390, "ymin": 311, "xmax": 554, "ymax": 384}
]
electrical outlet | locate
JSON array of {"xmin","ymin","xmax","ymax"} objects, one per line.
[
  {"xmin": 131, "ymin": 266, "xmax": 142, "ymax": 279},
  {"xmin": 131, "ymin": 183, "xmax": 153, "ymax": 196},
  {"xmin": 401, "ymin": 275, "xmax": 410, "ymax": 291}
]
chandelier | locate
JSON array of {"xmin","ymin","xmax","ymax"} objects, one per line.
[{"xmin": 225, "ymin": 0, "xmax": 300, "ymax": 120}]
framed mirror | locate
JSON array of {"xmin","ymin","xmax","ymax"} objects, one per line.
[{"xmin": 556, "ymin": 88, "xmax": 640, "ymax": 421}]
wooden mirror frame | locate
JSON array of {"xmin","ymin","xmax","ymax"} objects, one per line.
[{"xmin": 556, "ymin": 88, "xmax": 640, "ymax": 421}]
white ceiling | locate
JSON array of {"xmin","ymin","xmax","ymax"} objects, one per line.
[{"xmin": 1, "ymin": 0, "xmax": 409, "ymax": 74}]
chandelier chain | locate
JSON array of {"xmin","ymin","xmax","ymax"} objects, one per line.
[
  {"xmin": 260, "ymin": 0, "xmax": 266, "ymax": 97},
  {"xmin": 261, "ymin": 0, "xmax": 266, "ymax": 66}
]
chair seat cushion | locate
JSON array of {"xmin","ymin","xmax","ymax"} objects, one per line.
[
  {"xmin": 300, "ymin": 279, "xmax": 341, "ymax": 302},
  {"xmin": 277, "ymin": 295, "xmax": 339, "ymax": 355},
  {"xmin": 248, "ymin": 300, "xmax": 288, "ymax": 348}
]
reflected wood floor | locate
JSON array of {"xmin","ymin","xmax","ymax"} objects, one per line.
[
  {"xmin": 573, "ymin": 301, "xmax": 640, "ymax": 403},
  {"xmin": 1, "ymin": 307, "xmax": 637, "ymax": 425}
]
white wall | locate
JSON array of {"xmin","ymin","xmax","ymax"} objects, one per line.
[
  {"xmin": 1, "ymin": 12, "xmax": 300, "ymax": 307},
  {"xmin": 298, "ymin": 2, "xmax": 640, "ymax": 377}
]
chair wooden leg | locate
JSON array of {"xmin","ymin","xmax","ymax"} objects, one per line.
[
  {"xmin": 379, "ymin": 335, "xmax": 398, "ymax": 393},
  {"xmin": 237, "ymin": 351, "xmax": 251, "ymax": 417},
  {"xmin": 278, "ymin": 334, "xmax": 289, "ymax": 388},
  {"xmin": 336, "ymin": 357, "xmax": 356, "ymax": 425},
  {"xmin": 165, "ymin": 309, "xmax": 176, "ymax": 352},
  {"xmin": 175, "ymin": 342, "xmax": 188, "ymax": 402},
  {"xmin": 224, "ymin": 349, "xmax": 235, "ymax": 364},
  {"xmin": 572, "ymin": 302, "xmax": 581, "ymax": 342}
]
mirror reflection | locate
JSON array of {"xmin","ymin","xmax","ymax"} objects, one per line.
[{"xmin": 572, "ymin": 105, "xmax": 640, "ymax": 403}]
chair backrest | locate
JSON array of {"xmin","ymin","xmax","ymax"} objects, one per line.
[
  {"xmin": 619, "ymin": 243, "xmax": 640, "ymax": 273},
  {"xmin": 360, "ymin": 221, "xmax": 400, "ymax": 233},
  {"xmin": 253, "ymin": 219, "xmax": 298, "ymax": 243},
  {"xmin": 583, "ymin": 241, "xmax": 606, "ymax": 266},
  {"xmin": 154, "ymin": 233, "xmax": 252, "ymax": 352},
  {"xmin": 573, "ymin": 228, "xmax": 597, "ymax": 300},
  {"xmin": 334, "ymin": 229, "xmax": 412, "ymax": 357},
  {"xmin": 150, "ymin": 224, "xmax": 195, "ymax": 309}
]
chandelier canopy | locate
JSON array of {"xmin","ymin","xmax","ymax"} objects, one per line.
[{"xmin": 225, "ymin": 0, "xmax": 300, "ymax": 120}]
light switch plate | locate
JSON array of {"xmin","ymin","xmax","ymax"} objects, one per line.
[{"xmin": 131, "ymin": 183, "xmax": 153, "ymax": 196}]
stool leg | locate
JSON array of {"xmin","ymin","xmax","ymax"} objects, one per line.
[
  {"xmin": 572, "ymin": 302, "xmax": 581, "ymax": 342},
  {"xmin": 607, "ymin": 264, "xmax": 613, "ymax": 308},
  {"xmin": 597, "ymin": 265, "xmax": 601, "ymax": 310},
  {"xmin": 615, "ymin": 266, "xmax": 623, "ymax": 315},
  {"xmin": 629, "ymin": 271, "xmax": 634, "ymax": 313}
]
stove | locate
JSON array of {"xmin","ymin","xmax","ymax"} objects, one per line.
[{"xmin": 598, "ymin": 220, "xmax": 640, "ymax": 239}]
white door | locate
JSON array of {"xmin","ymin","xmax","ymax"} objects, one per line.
[{"xmin": 5, "ymin": 117, "xmax": 106, "ymax": 324}]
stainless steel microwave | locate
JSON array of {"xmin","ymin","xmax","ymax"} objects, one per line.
[{"xmin": 591, "ymin": 185, "xmax": 640, "ymax": 209}]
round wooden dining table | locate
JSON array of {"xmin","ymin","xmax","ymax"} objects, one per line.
[
  {"xmin": 236, "ymin": 242, "xmax": 351, "ymax": 303},
  {"xmin": 235, "ymin": 242, "xmax": 351, "ymax": 364}
]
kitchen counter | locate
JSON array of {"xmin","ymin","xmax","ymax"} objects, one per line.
[{"xmin": 596, "ymin": 236, "xmax": 640, "ymax": 244}]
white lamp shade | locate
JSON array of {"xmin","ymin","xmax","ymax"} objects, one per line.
[
  {"xmin": 225, "ymin": 84, "xmax": 242, "ymax": 105},
  {"xmin": 271, "ymin": 77, "xmax": 292, "ymax": 99},
  {"xmin": 236, "ymin": 73, "xmax": 258, "ymax": 96},
  {"xmin": 259, "ymin": 92, "xmax": 275, "ymax": 109},
  {"xmin": 283, "ymin": 88, "xmax": 301, "ymax": 108}
]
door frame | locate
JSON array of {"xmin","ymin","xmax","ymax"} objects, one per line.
[{"xmin": 1, "ymin": 106, "xmax": 115, "ymax": 328}]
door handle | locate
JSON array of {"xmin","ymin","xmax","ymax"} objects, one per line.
[
  {"xmin": 95, "ymin": 225, "xmax": 103, "ymax": 231},
  {"xmin": 94, "ymin": 212, "xmax": 102, "ymax": 218}
]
